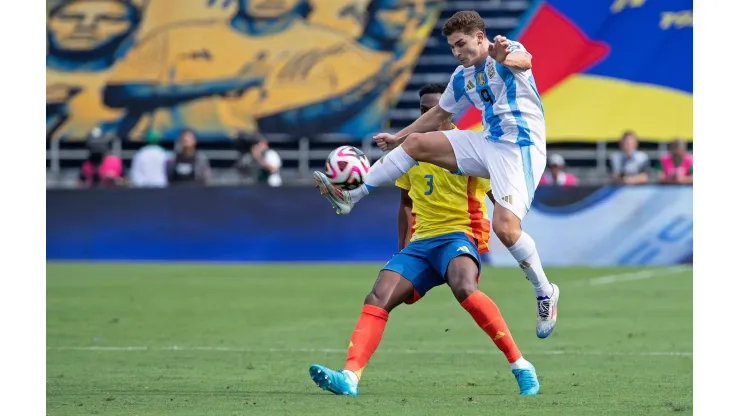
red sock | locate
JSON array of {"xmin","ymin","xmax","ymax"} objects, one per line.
[
  {"xmin": 461, "ymin": 290, "xmax": 522, "ymax": 363},
  {"xmin": 343, "ymin": 305, "xmax": 389, "ymax": 379}
]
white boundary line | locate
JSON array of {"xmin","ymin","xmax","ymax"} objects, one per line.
[
  {"xmin": 589, "ymin": 266, "xmax": 691, "ymax": 286},
  {"xmin": 46, "ymin": 345, "xmax": 692, "ymax": 358}
]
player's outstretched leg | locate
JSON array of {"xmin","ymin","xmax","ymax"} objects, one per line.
[
  {"xmin": 314, "ymin": 132, "xmax": 458, "ymax": 214},
  {"xmin": 309, "ymin": 270, "xmax": 413, "ymax": 396},
  {"xmin": 493, "ymin": 206, "xmax": 559, "ymax": 339},
  {"xmin": 446, "ymin": 255, "xmax": 540, "ymax": 396}
]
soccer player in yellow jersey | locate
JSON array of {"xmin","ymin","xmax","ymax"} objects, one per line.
[{"xmin": 309, "ymin": 84, "xmax": 540, "ymax": 397}]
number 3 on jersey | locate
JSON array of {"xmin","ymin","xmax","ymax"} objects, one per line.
[{"xmin": 424, "ymin": 174, "xmax": 434, "ymax": 195}]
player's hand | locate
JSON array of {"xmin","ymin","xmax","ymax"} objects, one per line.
[
  {"xmin": 373, "ymin": 132, "xmax": 400, "ymax": 151},
  {"xmin": 489, "ymin": 35, "xmax": 510, "ymax": 63}
]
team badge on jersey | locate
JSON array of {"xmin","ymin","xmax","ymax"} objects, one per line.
[
  {"xmin": 476, "ymin": 72, "xmax": 486, "ymax": 86},
  {"xmin": 486, "ymin": 61, "xmax": 495, "ymax": 78}
]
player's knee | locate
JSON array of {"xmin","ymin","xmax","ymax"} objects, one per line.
[
  {"xmin": 403, "ymin": 133, "xmax": 425, "ymax": 158},
  {"xmin": 449, "ymin": 274, "xmax": 478, "ymax": 303},
  {"xmin": 364, "ymin": 290, "xmax": 385, "ymax": 309},
  {"xmin": 364, "ymin": 286, "xmax": 398, "ymax": 312},
  {"xmin": 493, "ymin": 214, "xmax": 520, "ymax": 247},
  {"xmin": 446, "ymin": 257, "xmax": 479, "ymax": 303}
]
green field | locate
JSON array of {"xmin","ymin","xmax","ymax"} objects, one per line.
[{"xmin": 47, "ymin": 263, "xmax": 693, "ymax": 415}]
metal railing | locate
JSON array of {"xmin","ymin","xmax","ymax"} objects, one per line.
[{"xmin": 46, "ymin": 134, "xmax": 679, "ymax": 187}]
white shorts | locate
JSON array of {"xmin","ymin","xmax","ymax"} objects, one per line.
[{"xmin": 443, "ymin": 129, "xmax": 546, "ymax": 220}]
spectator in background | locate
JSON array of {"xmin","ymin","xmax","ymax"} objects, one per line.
[
  {"xmin": 234, "ymin": 132, "xmax": 282, "ymax": 187},
  {"xmin": 657, "ymin": 138, "xmax": 693, "ymax": 185},
  {"xmin": 539, "ymin": 153, "xmax": 577, "ymax": 186},
  {"xmin": 78, "ymin": 128, "xmax": 123, "ymax": 188},
  {"xmin": 608, "ymin": 131, "xmax": 650, "ymax": 185},
  {"xmin": 130, "ymin": 131, "xmax": 169, "ymax": 188},
  {"xmin": 167, "ymin": 129, "xmax": 211, "ymax": 186}
]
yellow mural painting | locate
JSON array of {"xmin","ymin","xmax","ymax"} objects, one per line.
[{"xmin": 46, "ymin": 0, "xmax": 442, "ymax": 141}]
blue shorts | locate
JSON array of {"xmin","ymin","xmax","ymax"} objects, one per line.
[{"xmin": 382, "ymin": 232, "xmax": 481, "ymax": 303}]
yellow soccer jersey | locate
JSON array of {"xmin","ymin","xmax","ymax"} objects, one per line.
[{"xmin": 396, "ymin": 144, "xmax": 491, "ymax": 253}]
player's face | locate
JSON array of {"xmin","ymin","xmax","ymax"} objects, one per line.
[
  {"xmin": 419, "ymin": 93, "xmax": 441, "ymax": 115},
  {"xmin": 243, "ymin": 0, "xmax": 302, "ymax": 18},
  {"xmin": 447, "ymin": 31, "xmax": 485, "ymax": 67},
  {"xmin": 48, "ymin": 1, "xmax": 133, "ymax": 51}
]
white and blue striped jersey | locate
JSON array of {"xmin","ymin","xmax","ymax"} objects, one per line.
[{"xmin": 438, "ymin": 41, "xmax": 545, "ymax": 147}]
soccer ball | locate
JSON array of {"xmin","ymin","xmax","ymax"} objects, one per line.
[{"xmin": 324, "ymin": 145, "xmax": 371, "ymax": 190}]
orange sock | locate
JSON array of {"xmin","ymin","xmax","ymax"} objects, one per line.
[
  {"xmin": 343, "ymin": 304, "xmax": 389, "ymax": 379},
  {"xmin": 461, "ymin": 290, "xmax": 522, "ymax": 363}
]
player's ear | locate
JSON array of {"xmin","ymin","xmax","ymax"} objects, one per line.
[{"xmin": 476, "ymin": 31, "xmax": 484, "ymax": 44}]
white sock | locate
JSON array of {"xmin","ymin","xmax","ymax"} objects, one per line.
[
  {"xmin": 507, "ymin": 232, "xmax": 552, "ymax": 298},
  {"xmin": 343, "ymin": 369, "xmax": 359, "ymax": 385},
  {"xmin": 348, "ymin": 146, "xmax": 416, "ymax": 204},
  {"xmin": 510, "ymin": 356, "xmax": 531, "ymax": 370}
]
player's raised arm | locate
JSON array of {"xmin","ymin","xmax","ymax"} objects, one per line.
[
  {"xmin": 489, "ymin": 36, "xmax": 532, "ymax": 71},
  {"xmin": 374, "ymin": 69, "xmax": 467, "ymax": 151},
  {"xmin": 374, "ymin": 105, "xmax": 452, "ymax": 151}
]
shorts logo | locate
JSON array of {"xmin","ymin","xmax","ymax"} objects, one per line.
[
  {"xmin": 502, "ymin": 195, "xmax": 513, "ymax": 204},
  {"xmin": 476, "ymin": 72, "xmax": 486, "ymax": 86},
  {"xmin": 456, "ymin": 246, "xmax": 471, "ymax": 254}
]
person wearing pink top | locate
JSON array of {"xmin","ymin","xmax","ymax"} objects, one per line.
[
  {"xmin": 78, "ymin": 130, "xmax": 123, "ymax": 188},
  {"xmin": 657, "ymin": 139, "xmax": 692, "ymax": 185},
  {"xmin": 539, "ymin": 154, "xmax": 577, "ymax": 187}
]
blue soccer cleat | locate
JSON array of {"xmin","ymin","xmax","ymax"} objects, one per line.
[
  {"xmin": 309, "ymin": 364, "xmax": 358, "ymax": 396},
  {"xmin": 536, "ymin": 283, "xmax": 560, "ymax": 339},
  {"xmin": 512, "ymin": 363, "xmax": 540, "ymax": 396}
]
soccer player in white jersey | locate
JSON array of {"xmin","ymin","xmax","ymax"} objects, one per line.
[{"xmin": 314, "ymin": 10, "xmax": 559, "ymax": 339}]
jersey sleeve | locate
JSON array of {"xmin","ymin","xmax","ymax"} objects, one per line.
[
  {"xmin": 506, "ymin": 40, "xmax": 532, "ymax": 58},
  {"xmin": 395, "ymin": 173, "xmax": 411, "ymax": 190},
  {"xmin": 438, "ymin": 68, "xmax": 471, "ymax": 115}
]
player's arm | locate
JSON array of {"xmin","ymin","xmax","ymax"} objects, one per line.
[
  {"xmin": 490, "ymin": 37, "xmax": 532, "ymax": 71},
  {"xmin": 393, "ymin": 105, "xmax": 453, "ymax": 141},
  {"xmin": 398, "ymin": 189, "xmax": 414, "ymax": 250},
  {"xmin": 374, "ymin": 70, "xmax": 467, "ymax": 150}
]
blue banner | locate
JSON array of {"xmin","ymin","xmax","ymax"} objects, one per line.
[{"xmin": 47, "ymin": 186, "xmax": 692, "ymax": 265}]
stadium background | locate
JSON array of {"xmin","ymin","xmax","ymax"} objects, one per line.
[
  {"xmin": 46, "ymin": 0, "xmax": 693, "ymax": 266},
  {"xmin": 45, "ymin": 1, "xmax": 693, "ymax": 414}
]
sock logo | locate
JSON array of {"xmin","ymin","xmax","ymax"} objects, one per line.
[
  {"xmin": 494, "ymin": 331, "xmax": 507, "ymax": 341},
  {"xmin": 502, "ymin": 195, "xmax": 513, "ymax": 204},
  {"xmin": 519, "ymin": 260, "xmax": 531, "ymax": 270}
]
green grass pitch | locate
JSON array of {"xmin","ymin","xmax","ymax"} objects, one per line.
[{"xmin": 47, "ymin": 263, "xmax": 692, "ymax": 415}]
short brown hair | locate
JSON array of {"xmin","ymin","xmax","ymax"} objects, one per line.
[{"xmin": 442, "ymin": 11, "xmax": 486, "ymax": 37}]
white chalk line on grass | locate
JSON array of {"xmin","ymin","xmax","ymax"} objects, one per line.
[
  {"xmin": 588, "ymin": 266, "xmax": 691, "ymax": 286},
  {"xmin": 47, "ymin": 345, "xmax": 692, "ymax": 358}
]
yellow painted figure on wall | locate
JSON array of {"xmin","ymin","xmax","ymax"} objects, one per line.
[
  {"xmin": 46, "ymin": 0, "xmax": 147, "ymax": 140},
  {"xmin": 46, "ymin": 0, "xmax": 440, "ymax": 141}
]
